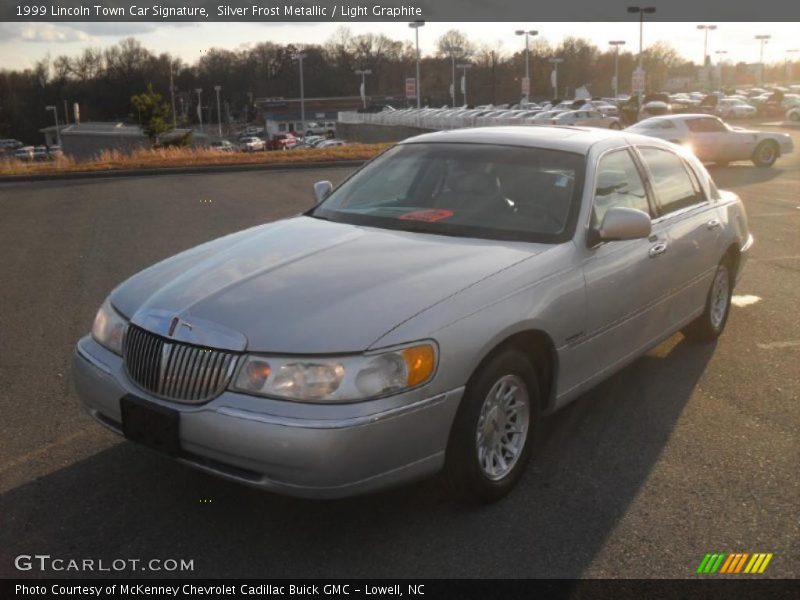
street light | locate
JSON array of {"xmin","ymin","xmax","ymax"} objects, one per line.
[
  {"xmin": 214, "ymin": 85, "xmax": 222, "ymax": 137},
  {"xmin": 292, "ymin": 52, "xmax": 307, "ymax": 135},
  {"xmin": 609, "ymin": 40, "xmax": 626, "ymax": 99},
  {"xmin": 457, "ymin": 63, "xmax": 473, "ymax": 106},
  {"xmin": 355, "ymin": 69, "xmax": 372, "ymax": 109},
  {"xmin": 45, "ymin": 105, "xmax": 60, "ymax": 147},
  {"xmin": 548, "ymin": 57, "xmax": 564, "ymax": 98},
  {"xmin": 715, "ymin": 50, "xmax": 728, "ymax": 87},
  {"xmin": 195, "ymin": 88, "xmax": 203, "ymax": 132},
  {"xmin": 696, "ymin": 25, "xmax": 717, "ymax": 66},
  {"xmin": 627, "ymin": 6, "xmax": 656, "ymax": 105},
  {"xmin": 445, "ymin": 44, "xmax": 463, "ymax": 106},
  {"xmin": 786, "ymin": 49, "xmax": 798, "ymax": 83},
  {"xmin": 408, "ymin": 20, "xmax": 425, "ymax": 109},
  {"xmin": 515, "ymin": 29, "xmax": 539, "ymax": 104},
  {"xmin": 755, "ymin": 35, "xmax": 771, "ymax": 85}
]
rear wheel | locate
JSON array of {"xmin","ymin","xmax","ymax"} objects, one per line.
[
  {"xmin": 609, "ymin": 121, "xmax": 621, "ymax": 130},
  {"xmin": 790, "ymin": 111, "xmax": 800, "ymax": 122},
  {"xmin": 683, "ymin": 259, "xmax": 733, "ymax": 342},
  {"xmin": 751, "ymin": 140, "xmax": 778, "ymax": 167},
  {"xmin": 444, "ymin": 349, "xmax": 540, "ymax": 503}
]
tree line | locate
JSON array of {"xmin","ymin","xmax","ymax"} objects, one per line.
[{"xmin": 0, "ymin": 27, "xmax": 793, "ymax": 143}]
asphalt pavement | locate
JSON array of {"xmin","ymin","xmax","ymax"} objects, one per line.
[{"xmin": 0, "ymin": 135, "xmax": 798, "ymax": 579}]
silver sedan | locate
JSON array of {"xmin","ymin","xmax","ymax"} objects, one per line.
[{"xmin": 74, "ymin": 126, "xmax": 752, "ymax": 502}]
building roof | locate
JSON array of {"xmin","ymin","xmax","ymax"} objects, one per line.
[{"xmin": 38, "ymin": 122, "xmax": 145, "ymax": 137}]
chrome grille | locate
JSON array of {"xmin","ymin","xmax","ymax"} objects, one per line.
[{"xmin": 123, "ymin": 325, "xmax": 239, "ymax": 403}]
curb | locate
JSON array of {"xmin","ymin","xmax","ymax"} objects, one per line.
[{"xmin": 0, "ymin": 159, "xmax": 367, "ymax": 184}]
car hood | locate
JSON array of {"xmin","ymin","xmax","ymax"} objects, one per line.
[{"xmin": 111, "ymin": 216, "xmax": 546, "ymax": 354}]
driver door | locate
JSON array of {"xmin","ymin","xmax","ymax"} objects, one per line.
[{"xmin": 575, "ymin": 148, "xmax": 673, "ymax": 385}]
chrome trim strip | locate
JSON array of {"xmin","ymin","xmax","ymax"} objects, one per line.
[{"xmin": 216, "ymin": 390, "xmax": 458, "ymax": 430}]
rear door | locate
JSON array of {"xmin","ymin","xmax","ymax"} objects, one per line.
[{"xmin": 635, "ymin": 145, "xmax": 724, "ymax": 325}]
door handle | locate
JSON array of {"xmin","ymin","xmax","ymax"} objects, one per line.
[
  {"xmin": 649, "ymin": 241, "xmax": 668, "ymax": 258},
  {"xmin": 706, "ymin": 219, "xmax": 721, "ymax": 230}
]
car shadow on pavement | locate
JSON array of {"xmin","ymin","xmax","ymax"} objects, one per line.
[
  {"xmin": 707, "ymin": 165, "xmax": 784, "ymax": 188},
  {"xmin": 0, "ymin": 335, "xmax": 715, "ymax": 579}
]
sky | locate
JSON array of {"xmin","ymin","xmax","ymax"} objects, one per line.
[{"xmin": 1, "ymin": 21, "xmax": 798, "ymax": 71}]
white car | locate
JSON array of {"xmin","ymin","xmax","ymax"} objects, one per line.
[
  {"xmin": 239, "ymin": 137, "xmax": 265, "ymax": 152},
  {"xmin": 626, "ymin": 114, "xmax": 794, "ymax": 167},
  {"xmin": 552, "ymin": 110, "xmax": 622, "ymax": 129},
  {"xmin": 716, "ymin": 99, "xmax": 757, "ymax": 119},
  {"xmin": 304, "ymin": 122, "xmax": 337, "ymax": 137},
  {"xmin": 13, "ymin": 146, "xmax": 34, "ymax": 160}
]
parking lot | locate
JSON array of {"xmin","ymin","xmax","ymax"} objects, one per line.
[{"xmin": 0, "ymin": 127, "xmax": 798, "ymax": 579}]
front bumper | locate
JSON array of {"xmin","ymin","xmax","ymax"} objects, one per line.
[{"xmin": 73, "ymin": 336, "xmax": 462, "ymax": 498}]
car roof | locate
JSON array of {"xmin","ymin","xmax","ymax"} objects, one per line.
[{"xmin": 400, "ymin": 126, "xmax": 647, "ymax": 154}]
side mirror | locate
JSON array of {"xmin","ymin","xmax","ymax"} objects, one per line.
[
  {"xmin": 592, "ymin": 207, "xmax": 652, "ymax": 244},
  {"xmin": 313, "ymin": 180, "xmax": 332, "ymax": 204}
]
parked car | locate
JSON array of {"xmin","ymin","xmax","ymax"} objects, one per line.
[
  {"xmin": 239, "ymin": 137, "xmax": 265, "ymax": 152},
  {"xmin": 210, "ymin": 140, "xmax": 236, "ymax": 152},
  {"xmin": 315, "ymin": 139, "xmax": 346, "ymax": 148},
  {"xmin": 627, "ymin": 114, "xmax": 794, "ymax": 167},
  {"xmin": 32, "ymin": 146, "xmax": 50, "ymax": 161},
  {"xmin": 74, "ymin": 126, "xmax": 752, "ymax": 502},
  {"xmin": 715, "ymin": 98, "xmax": 757, "ymax": 119},
  {"xmin": 304, "ymin": 121, "xmax": 336, "ymax": 137},
  {"xmin": 552, "ymin": 109, "xmax": 622, "ymax": 129},
  {"xmin": 48, "ymin": 145, "xmax": 63, "ymax": 158},
  {"xmin": 0, "ymin": 138, "xmax": 23, "ymax": 150},
  {"xmin": 13, "ymin": 146, "xmax": 34, "ymax": 161}
]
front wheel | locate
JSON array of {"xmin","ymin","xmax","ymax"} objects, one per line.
[
  {"xmin": 752, "ymin": 140, "xmax": 778, "ymax": 167},
  {"xmin": 609, "ymin": 121, "xmax": 621, "ymax": 130},
  {"xmin": 683, "ymin": 259, "xmax": 733, "ymax": 342},
  {"xmin": 444, "ymin": 349, "xmax": 540, "ymax": 503}
]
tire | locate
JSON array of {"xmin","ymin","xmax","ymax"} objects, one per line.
[
  {"xmin": 609, "ymin": 122, "xmax": 621, "ymax": 130},
  {"xmin": 444, "ymin": 349, "xmax": 541, "ymax": 503},
  {"xmin": 751, "ymin": 140, "xmax": 779, "ymax": 168},
  {"xmin": 683, "ymin": 258, "xmax": 733, "ymax": 343},
  {"xmin": 790, "ymin": 112, "xmax": 800, "ymax": 122}
]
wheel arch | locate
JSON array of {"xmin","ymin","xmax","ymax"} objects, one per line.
[{"xmin": 467, "ymin": 328, "xmax": 559, "ymax": 414}]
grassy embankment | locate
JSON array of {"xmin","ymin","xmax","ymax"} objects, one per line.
[{"xmin": 0, "ymin": 144, "xmax": 389, "ymax": 177}]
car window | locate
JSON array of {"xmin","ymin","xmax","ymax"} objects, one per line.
[
  {"xmin": 686, "ymin": 118, "xmax": 727, "ymax": 133},
  {"xmin": 592, "ymin": 149, "xmax": 651, "ymax": 227},
  {"xmin": 638, "ymin": 147, "xmax": 704, "ymax": 215}
]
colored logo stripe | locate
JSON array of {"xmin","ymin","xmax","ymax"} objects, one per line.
[{"xmin": 701, "ymin": 552, "xmax": 774, "ymax": 574}]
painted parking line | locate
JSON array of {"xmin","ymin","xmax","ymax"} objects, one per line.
[{"xmin": 756, "ymin": 340, "xmax": 800, "ymax": 350}]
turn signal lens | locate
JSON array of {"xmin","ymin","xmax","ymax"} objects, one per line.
[{"xmin": 402, "ymin": 345, "xmax": 436, "ymax": 386}]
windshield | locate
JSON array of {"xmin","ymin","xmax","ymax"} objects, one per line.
[{"xmin": 309, "ymin": 142, "xmax": 585, "ymax": 243}]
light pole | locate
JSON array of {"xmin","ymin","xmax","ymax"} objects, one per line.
[
  {"xmin": 355, "ymin": 69, "xmax": 372, "ymax": 109},
  {"xmin": 786, "ymin": 49, "xmax": 798, "ymax": 83},
  {"xmin": 715, "ymin": 50, "xmax": 728, "ymax": 87},
  {"xmin": 515, "ymin": 29, "xmax": 539, "ymax": 104},
  {"xmin": 214, "ymin": 85, "xmax": 222, "ymax": 137},
  {"xmin": 169, "ymin": 61, "xmax": 177, "ymax": 128},
  {"xmin": 755, "ymin": 35, "xmax": 771, "ymax": 86},
  {"xmin": 609, "ymin": 40, "xmax": 626, "ymax": 98},
  {"xmin": 696, "ymin": 25, "xmax": 717, "ymax": 67},
  {"xmin": 409, "ymin": 20, "xmax": 425, "ymax": 108},
  {"xmin": 457, "ymin": 63, "xmax": 472, "ymax": 106},
  {"xmin": 195, "ymin": 88, "xmax": 203, "ymax": 132},
  {"xmin": 45, "ymin": 105, "xmax": 60, "ymax": 147},
  {"xmin": 627, "ymin": 6, "xmax": 656, "ymax": 106},
  {"xmin": 548, "ymin": 57, "xmax": 564, "ymax": 98},
  {"xmin": 446, "ymin": 45, "xmax": 463, "ymax": 106},
  {"xmin": 292, "ymin": 52, "xmax": 306, "ymax": 135}
]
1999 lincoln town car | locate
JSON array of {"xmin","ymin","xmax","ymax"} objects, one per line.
[{"xmin": 74, "ymin": 126, "xmax": 753, "ymax": 502}]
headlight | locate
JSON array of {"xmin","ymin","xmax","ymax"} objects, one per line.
[
  {"xmin": 232, "ymin": 342, "xmax": 437, "ymax": 403},
  {"xmin": 91, "ymin": 298, "xmax": 128, "ymax": 355}
]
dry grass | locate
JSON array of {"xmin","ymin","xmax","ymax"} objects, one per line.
[{"xmin": 0, "ymin": 144, "xmax": 389, "ymax": 177}]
